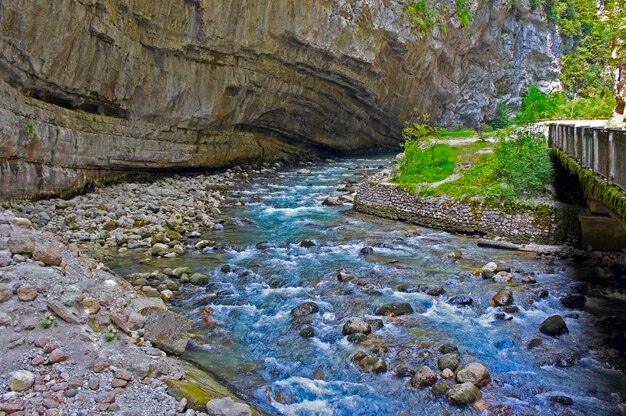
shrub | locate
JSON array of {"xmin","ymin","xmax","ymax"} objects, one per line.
[{"xmin": 490, "ymin": 102, "xmax": 512, "ymax": 129}]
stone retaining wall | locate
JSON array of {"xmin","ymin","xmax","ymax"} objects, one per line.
[{"xmin": 354, "ymin": 182, "xmax": 581, "ymax": 244}]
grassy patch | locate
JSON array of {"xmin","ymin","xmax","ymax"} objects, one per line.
[
  {"xmin": 421, "ymin": 130, "xmax": 553, "ymax": 202},
  {"xmin": 438, "ymin": 128, "xmax": 478, "ymax": 138}
]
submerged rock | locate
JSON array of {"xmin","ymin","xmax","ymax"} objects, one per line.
[
  {"xmin": 560, "ymin": 294, "xmax": 586, "ymax": 310},
  {"xmin": 448, "ymin": 295, "xmax": 473, "ymax": 307},
  {"xmin": 432, "ymin": 382, "xmax": 450, "ymax": 396},
  {"xmin": 358, "ymin": 356, "xmax": 387, "ymax": 374},
  {"xmin": 359, "ymin": 246, "xmax": 374, "ymax": 255},
  {"xmin": 539, "ymin": 315, "xmax": 569, "ymax": 336},
  {"xmin": 375, "ymin": 303, "xmax": 414, "ymax": 317},
  {"xmin": 446, "ymin": 382, "xmax": 482, "ymax": 404},
  {"xmin": 438, "ymin": 343, "xmax": 459, "ymax": 354},
  {"xmin": 299, "ymin": 327, "xmax": 315, "ymax": 338},
  {"xmin": 291, "ymin": 301, "xmax": 320, "ymax": 317}
]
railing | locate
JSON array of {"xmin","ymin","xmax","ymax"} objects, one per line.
[{"xmin": 549, "ymin": 124, "xmax": 626, "ymax": 192}]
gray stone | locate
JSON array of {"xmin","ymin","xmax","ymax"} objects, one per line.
[
  {"xmin": 410, "ymin": 366, "xmax": 437, "ymax": 387},
  {"xmin": 206, "ymin": 397, "xmax": 252, "ymax": 416},
  {"xmin": 342, "ymin": 318, "xmax": 371, "ymax": 336},
  {"xmin": 437, "ymin": 353, "xmax": 460, "ymax": 371},
  {"xmin": 8, "ymin": 234, "xmax": 35, "ymax": 255},
  {"xmin": 539, "ymin": 315, "xmax": 569, "ymax": 336},
  {"xmin": 142, "ymin": 307, "xmax": 192, "ymax": 355},
  {"xmin": 456, "ymin": 363, "xmax": 491, "ymax": 387},
  {"xmin": 32, "ymin": 241, "xmax": 63, "ymax": 266},
  {"xmin": 374, "ymin": 302, "xmax": 413, "ymax": 317},
  {"xmin": 9, "ymin": 370, "xmax": 35, "ymax": 391}
]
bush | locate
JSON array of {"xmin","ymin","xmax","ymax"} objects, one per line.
[
  {"xmin": 490, "ymin": 102, "xmax": 512, "ymax": 129},
  {"xmin": 493, "ymin": 130, "xmax": 553, "ymax": 196},
  {"xmin": 396, "ymin": 142, "xmax": 456, "ymax": 184}
]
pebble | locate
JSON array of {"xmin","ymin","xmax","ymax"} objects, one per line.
[{"xmin": 16, "ymin": 285, "xmax": 38, "ymax": 301}]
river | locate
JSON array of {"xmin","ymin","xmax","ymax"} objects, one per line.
[{"xmin": 107, "ymin": 155, "xmax": 626, "ymax": 416}]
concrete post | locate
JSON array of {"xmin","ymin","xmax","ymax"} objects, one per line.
[{"xmin": 609, "ymin": 131, "xmax": 616, "ymax": 184}]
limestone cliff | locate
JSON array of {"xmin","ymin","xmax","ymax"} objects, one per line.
[{"xmin": 0, "ymin": 0, "xmax": 561, "ymax": 199}]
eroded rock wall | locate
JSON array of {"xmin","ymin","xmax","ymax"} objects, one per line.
[{"xmin": 0, "ymin": 0, "xmax": 561, "ymax": 199}]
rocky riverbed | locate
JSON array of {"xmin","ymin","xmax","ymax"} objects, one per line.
[{"xmin": 3, "ymin": 156, "xmax": 626, "ymax": 415}]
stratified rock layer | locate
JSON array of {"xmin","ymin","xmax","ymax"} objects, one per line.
[{"xmin": 0, "ymin": 0, "xmax": 561, "ymax": 199}]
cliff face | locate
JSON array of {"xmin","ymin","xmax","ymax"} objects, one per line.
[{"xmin": 0, "ymin": 0, "xmax": 561, "ymax": 199}]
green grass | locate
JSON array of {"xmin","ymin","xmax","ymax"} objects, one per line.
[{"xmin": 438, "ymin": 128, "xmax": 478, "ymax": 138}]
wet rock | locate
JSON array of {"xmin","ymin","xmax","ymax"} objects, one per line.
[
  {"xmin": 150, "ymin": 243, "xmax": 170, "ymax": 256},
  {"xmin": 560, "ymin": 294, "xmax": 586, "ymax": 310},
  {"xmin": 481, "ymin": 262, "xmax": 498, "ymax": 279},
  {"xmin": 220, "ymin": 264, "xmax": 232, "ymax": 273},
  {"xmin": 359, "ymin": 246, "xmax": 374, "ymax": 255},
  {"xmin": 17, "ymin": 285, "xmax": 38, "ymax": 301},
  {"xmin": 299, "ymin": 240, "xmax": 316, "ymax": 248},
  {"xmin": 425, "ymin": 287, "xmax": 445, "ymax": 296},
  {"xmin": 456, "ymin": 363, "xmax": 491, "ymax": 387},
  {"xmin": 206, "ymin": 396, "xmax": 252, "ymax": 416},
  {"xmin": 527, "ymin": 338, "xmax": 543, "ymax": 349},
  {"xmin": 432, "ymin": 382, "xmax": 450, "ymax": 396},
  {"xmin": 299, "ymin": 327, "xmax": 315, "ymax": 338},
  {"xmin": 447, "ymin": 250, "xmax": 462, "ymax": 260},
  {"xmin": 322, "ymin": 196, "xmax": 343, "ymax": 206},
  {"xmin": 212, "ymin": 224, "xmax": 224, "ymax": 232},
  {"xmin": 548, "ymin": 351, "xmax": 577, "ymax": 367},
  {"xmin": 8, "ymin": 234, "xmax": 35, "ymax": 255},
  {"xmin": 143, "ymin": 307, "xmax": 192, "ymax": 355},
  {"xmin": 548, "ymin": 395, "xmax": 574, "ymax": 405},
  {"xmin": 410, "ymin": 366, "xmax": 437, "ymax": 387},
  {"xmin": 255, "ymin": 241, "xmax": 273, "ymax": 250},
  {"xmin": 491, "ymin": 289, "xmax": 513, "ymax": 307},
  {"xmin": 366, "ymin": 319, "xmax": 384, "ymax": 332},
  {"xmin": 291, "ymin": 302, "xmax": 320, "ymax": 317},
  {"xmin": 438, "ymin": 343, "xmax": 459, "ymax": 354},
  {"xmin": 358, "ymin": 356, "xmax": 387, "ymax": 374},
  {"xmin": 342, "ymin": 318, "xmax": 372, "ymax": 335},
  {"xmin": 531, "ymin": 288, "xmax": 549, "ymax": 299},
  {"xmin": 171, "ymin": 267, "xmax": 193, "ymax": 278},
  {"xmin": 394, "ymin": 366, "xmax": 415, "ymax": 378},
  {"xmin": 448, "ymin": 295, "xmax": 473, "ymax": 307},
  {"xmin": 539, "ymin": 315, "xmax": 569, "ymax": 336},
  {"xmin": 189, "ymin": 273, "xmax": 209, "ymax": 285},
  {"xmin": 502, "ymin": 305, "xmax": 519, "ymax": 314},
  {"xmin": 336, "ymin": 269, "xmax": 354, "ymax": 282},
  {"xmin": 347, "ymin": 333, "xmax": 368, "ymax": 343},
  {"xmin": 493, "ymin": 271, "xmax": 513, "ymax": 282},
  {"xmin": 32, "ymin": 241, "xmax": 63, "ymax": 266},
  {"xmin": 375, "ymin": 303, "xmax": 414, "ymax": 317},
  {"xmin": 441, "ymin": 368, "xmax": 455, "ymax": 379},
  {"xmin": 446, "ymin": 382, "xmax": 482, "ymax": 404},
  {"xmin": 437, "ymin": 353, "xmax": 461, "ymax": 371},
  {"xmin": 10, "ymin": 370, "xmax": 35, "ymax": 391},
  {"xmin": 195, "ymin": 240, "xmax": 213, "ymax": 250}
]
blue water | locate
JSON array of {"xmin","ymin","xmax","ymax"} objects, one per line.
[{"xmin": 110, "ymin": 156, "xmax": 626, "ymax": 416}]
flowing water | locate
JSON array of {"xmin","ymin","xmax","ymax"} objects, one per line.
[{"xmin": 108, "ymin": 156, "xmax": 626, "ymax": 416}]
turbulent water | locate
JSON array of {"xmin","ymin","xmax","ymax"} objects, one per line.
[{"xmin": 109, "ymin": 156, "xmax": 626, "ymax": 416}]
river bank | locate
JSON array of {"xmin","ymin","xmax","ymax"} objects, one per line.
[{"xmin": 3, "ymin": 155, "xmax": 626, "ymax": 415}]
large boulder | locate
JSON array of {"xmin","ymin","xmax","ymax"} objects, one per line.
[
  {"xmin": 8, "ymin": 234, "xmax": 35, "ymax": 255},
  {"xmin": 491, "ymin": 289, "xmax": 513, "ymax": 307},
  {"xmin": 374, "ymin": 303, "xmax": 414, "ymax": 317},
  {"xmin": 456, "ymin": 363, "xmax": 491, "ymax": 387},
  {"xmin": 342, "ymin": 318, "xmax": 371, "ymax": 336},
  {"xmin": 32, "ymin": 240, "xmax": 63, "ymax": 266},
  {"xmin": 142, "ymin": 307, "xmax": 192, "ymax": 355},
  {"xmin": 539, "ymin": 315, "xmax": 569, "ymax": 336},
  {"xmin": 445, "ymin": 382, "xmax": 482, "ymax": 404},
  {"xmin": 437, "ymin": 353, "xmax": 461, "ymax": 371}
]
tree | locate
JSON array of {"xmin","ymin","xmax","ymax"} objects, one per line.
[{"xmin": 607, "ymin": 1, "xmax": 626, "ymax": 123}]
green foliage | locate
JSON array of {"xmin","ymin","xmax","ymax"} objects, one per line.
[
  {"xmin": 493, "ymin": 131, "xmax": 554, "ymax": 195},
  {"xmin": 515, "ymin": 84, "xmax": 613, "ymax": 123},
  {"xmin": 490, "ymin": 102, "xmax": 513, "ymax": 129},
  {"xmin": 104, "ymin": 328, "xmax": 116, "ymax": 342},
  {"xmin": 395, "ymin": 143, "xmax": 456, "ymax": 184},
  {"xmin": 25, "ymin": 121, "xmax": 39, "ymax": 141},
  {"xmin": 404, "ymin": 0, "xmax": 473, "ymax": 34},
  {"xmin": 41, "ymin": 315, "xmax": 51, "ymax": 329}
]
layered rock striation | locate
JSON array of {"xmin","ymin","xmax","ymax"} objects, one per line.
[{"xmin": 0, "ymin": 0, "xmax": 561, "ymax": 199}]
